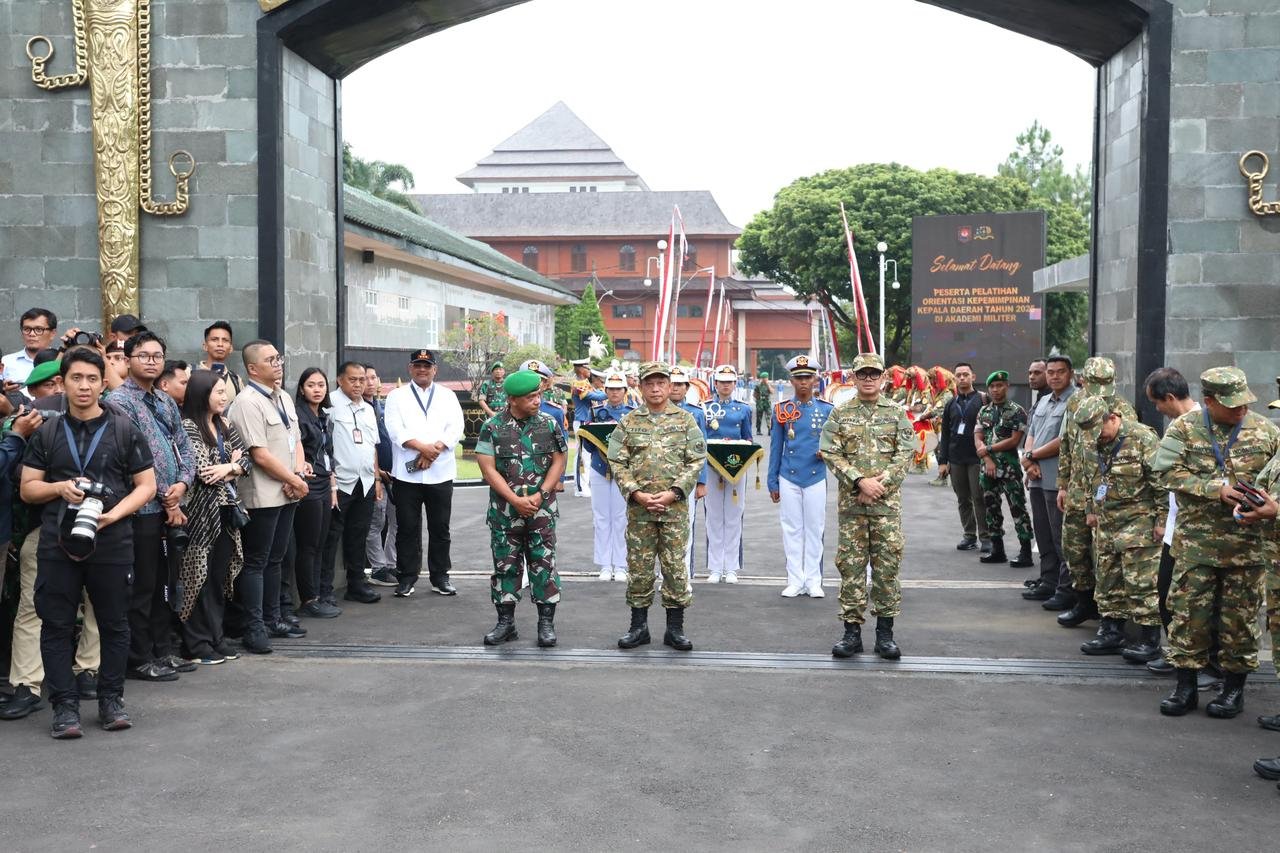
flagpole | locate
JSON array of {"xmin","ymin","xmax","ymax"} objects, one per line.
[{"xmin": 694, "ymin": 266, "xmax": 715, "ymax": 368}]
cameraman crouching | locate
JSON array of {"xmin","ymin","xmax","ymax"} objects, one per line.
[{"xmin": 19, "ymin": 348, "xmax": 155, "ymax": 739}]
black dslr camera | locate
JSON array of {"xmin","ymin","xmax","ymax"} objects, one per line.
[{"xmin": 68, "ymin": 479, "xmax": 114, "ymax": 543}]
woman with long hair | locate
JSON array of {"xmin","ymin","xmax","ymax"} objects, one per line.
[
  {"xmin": 179, "ymin": 369, "xmax": 252, "ymax": 664},
  {"xmin": 292, "ymin": 367, "xmax": 339, "ymax": 620}
]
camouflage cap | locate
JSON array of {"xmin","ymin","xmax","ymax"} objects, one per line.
[
  {"xmin": 851, "ymin": 352, "xmax": 885, "ymax": 374},
  {"xmin": 1072, "ymin": 394, "xmax": 1112, "ymax": 437},
  {"xmin": 1200, "ymin": 366, "xmax": 1256, "ymax": 407},
  {"xmin": 638, "ymin": 360, "xmax": 671, "ymax": 380},
  {"xmin": 1082, "ymin": 356, "xmax": 1116, "ymax": 396}
]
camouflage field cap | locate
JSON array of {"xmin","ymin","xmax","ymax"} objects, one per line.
[
  {"xmin": 851, "ymin": 352, "xmax": 885, "ymax": 374},
  {"xmin": 502, "ymin": 370, "xmax": 541, "ymax": 397},
  {"xmin": 1073, "ymin": 394, "xmax": 1113, "ymax": 438},
  {"xmin": 1082, "ymin": 356, "xmax": 1116, "ymax": 396},
  {"xmin": 669, "ymin": 366, "xmax": 691, "ymax": 384},
  {"xmin": 638, "ymin": 360, "xmax": 671, "ymax": 380},
  {"xmin": 1200, "ymin": 366, "xmax": 1256, "ymax": 407}
]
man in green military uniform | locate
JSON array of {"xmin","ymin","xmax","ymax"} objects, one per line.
[
  {"xmin": 753, "ymin": 370, "xmax": 773, "ymax": 434},
  {"xmin": 819, "ymin": 352, "xmax": 915, "ymax": 660},
  {"xmin": 1054, "ymin": 357, "xmax": 1138, "ymax": 622},
  {"xmin": 607, "ymin": 361, "xmax": 706, "ymax": 652},
  {"xmin": 974, "ymin": 370, "xmax": 1033, "ymax": 567},
  {"xmin": 1153, "ymin": 366, "xmax": 1280, "ymax": 718},
  {"xmin": 1073, "ymin": 396, "xmax": 1165, "ymax": 662},
  {"xmin": 474, "ymin": 370, "xmax": 568, "ymax": 648},
  {"xmin": 475, "ymin": 362, "xmax": 508, "ymax": 418}
]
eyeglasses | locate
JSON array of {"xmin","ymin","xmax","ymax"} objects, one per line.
[
  {"xmin": 855, "ymin": 371, "xmax": 883, "ymax": 381},
  {"xmin": 21, "ymin": 326, "xmax": 51, "ymax": 335},
  {"xmin": 131, "ymin": 353, "xmax": 165, "ymax": 363},
  {"xmin": 263, "ymin": 356, "xmax": 285, "ymax": 366}
]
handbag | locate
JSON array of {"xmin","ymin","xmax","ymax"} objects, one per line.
[{"xmin": 224, "ymin": 483, "xmax": 251, "ymax": 529}]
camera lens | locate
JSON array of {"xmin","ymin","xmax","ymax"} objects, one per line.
[{"xmin": 70, "ymin": 496, "xmax": 104, "ymax": 541}]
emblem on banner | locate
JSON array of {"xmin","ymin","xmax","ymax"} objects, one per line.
[
  {"xmin": 974, "ymin": 225, "xmax": 995, "ymax": 241},
  {"xmin": 957, "ymin": 226, "xmax": 972, "ymax": 243}
]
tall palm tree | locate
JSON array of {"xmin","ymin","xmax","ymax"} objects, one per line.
[{"xmin": 343, "ymin": 143, "xmax": 421, "ymax": 214}]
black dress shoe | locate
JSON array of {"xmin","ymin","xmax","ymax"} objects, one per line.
[
  {"xmin": 345, "ymin": 582, "xmax": 382, "ymax": 603},
  {"xmin": 956, "ymin": 537, "xmax": 978, "ymax": 551},
  {"xmin": 1146, "ymin": 658, "xmax": 1175, "ymax": 675},
  {"xmin": 1258, "ymin": 714, "xmax": 1280, "ymax": 732},
  {"xmin": 240, "ymin": 631, "xmax": 273, "ymax": 655},
  {"xmin": 431, "ymin": 578, "xmax": 458, "ymax": 596},
  {"xmin": 128, "ymin": 661, "xmax": 179, "ymax": 682},
  {"xmin": 1254, "ymin": 756, "xmax": 1280, "ymax": 780},
  {"xmin": 1057, "ymin": 590, "xmax": 1099, "ymax": 627},
  {"xmin": 1021, "ymin": 582, "xmax": 1054, "ymax": 601},
  {"xmin": 1041, "ymin": 591, "xmax": 1076, "ymax": 611},
  {"xmin": 0, "ymin": 685, "xmax": 44, "ymax": 720},
  {"xmin": 268, "ymin": 620, "xmax": 306, "ymax": 639},
  {"xmin": 75, "ymin": 671, "xmax": 98, "ymax": 700}
]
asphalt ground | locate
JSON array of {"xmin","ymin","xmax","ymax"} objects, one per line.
[{"xmin": 2, "ymin": 441, "xmax": 1278, "ymax": 850}]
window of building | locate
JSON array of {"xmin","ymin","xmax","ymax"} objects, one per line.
[
  {"xmin": 612, "ymin": 304, "xmax": 643, "ymax": 319},
  {"xmin": 676, "ymin": 304, "xmax": 704, "ymax": 318},
  {"xmin": 522, "ymin": 246, "xmax": 539, "ymax": 271},
  {"xmin": 571, "ymin": 244, "xmax": 588, "ymax": 273},
  {"xmin": 398, "ymin": 295, "xmax": 410, "ymax": 311},
  {"xmin": 683, "ymin": 243, "xmax": 698, "ymax": 272},
  {"xmin": 569, "ymin": 186, "xmax": 577, "ymax": 192},
  {"xmin": 521, "ymin": 187, "xmax": 530, "ymax": 193},
  {"xmin": 618, "ymin": 244, "xmax": 636, "ymax": 271},
  {"xmin": 364, "ymin": 290, "xmax": 378, "ymax": 307},
  {"xmin": 589, "ymin": 186, "xmax": 597, "ymax": 192}
]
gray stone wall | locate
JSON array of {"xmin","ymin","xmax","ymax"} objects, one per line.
[
  {"xmin": 0, "ymin": 0, "xmax": 259, "ymax": 372},
  {"xmin": 1093, "ymin": 33, "xmax": 1145, "ymax": 401},
  {"xmin": 1165, "ymin": 0, "xmax": 1280, "ymax": 403},
  {"xmin": 281, "ymin": 48, "xmax": 338, "ymax": 381}
]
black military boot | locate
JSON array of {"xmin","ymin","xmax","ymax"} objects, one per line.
[
  {"xmin": 618, "ymin": 607, "xmax": 650, "ymax": 649},
  {"xmin": 1056, "ymin": 588, "xmax": 1099, "ymax": 628},
  {"xmin": 1159, "ymin": 668, "xmax": 1200, "ymax": 716},
  {"xmin": 1080, "ymin": 617, "xmax": 1126, "ymax": 655},
  {"xmin": 874, "ymin": 617, "xmax": 901, "ymax": 660},
  {"xmin": 1009, "ymin": 539, "xmax": 1034, "ymax": 568},
  {"xmin": 831, "ymin": 622, "xmax": 863, "ymax": 658},
  {"xmin": 1206, "ymin": 672, "xmax": 1248, "ymax": 719},
  {"xmin": 536, "ymin": 603, "xmax": 557, "ymax": 648},
  {"xmin": 1121, "ymin": 624, "xmax": 1163, "ymax": 664},
  {"xmin": 483, "ymin": 603, "xmax": 518, "ymax": 646},
  {"xmin": 663, "ymin": 607, "xmax": 693, "ymax": 651},
  {"xmin": 979, "ymin": 537, "xmax": 1007, "ymax": 564}
]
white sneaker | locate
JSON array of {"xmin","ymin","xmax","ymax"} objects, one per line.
[
  {"xmin": 725, "ymin": 572, "xmax": 738, "ymax": 584},
  {"xmin": 707, "ymin": 573, "xmax": 722, "ymax": 584},
  {"xmin": 807, "ymin": 583, "xmax": 825, "ymax": 598},
  {"xmin": 614, "ymin": 570, "xmax": 628, "ymax": 583},
  {"xmin": 781, "ymin": 584, "xmax": 803, "ymax": 598},
  {"xmin": 598, "ymin": 568, "xmax": 610, "ymax": 581}
]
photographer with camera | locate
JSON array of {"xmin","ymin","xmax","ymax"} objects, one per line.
[
  {"xmin": 19, "ymin": 348, "xmax": 156, "ymax": 737},
  {"xmin": 105, "ymin": 331, "xmax": 196, "ymax": 683}
]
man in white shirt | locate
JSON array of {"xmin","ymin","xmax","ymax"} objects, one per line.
[
  {"xmin": 2, "ymin": 308, "xmax": 58, "ymax": 392},
  {"xmin": 317, "ymin": 360, "xmax": 385, "ymax": 613},
  {"xmin": 383, "ymin": 348, "xmax": 465, "ymax": 598}
]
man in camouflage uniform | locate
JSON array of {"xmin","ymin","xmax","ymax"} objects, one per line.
[
  {"xmin": 1073, "ymin": 396, "xmax": 1165, "ymax": 662},
  {"xmin": 974, "ymin": 370, "xmax": 1033, "ymax": 567},
  {"xmin": 1054, "ymin": 357, "xmax": 1138, "ymax": 622},
  {"xmin": 607, "ymin": 361, "xmax": 706, "ymax": 652},
  {"xmin": 474, "ymin": 370, "xmax": 568, "ymax": 648},
  {"xmin": 1153, "ymin": 366, "xmax": 1280, "ymax": 718},
  {"xmin": 819, "ymin": 352, "xmax": 915, "ymax": 660},
  {"xmin": 475, "ymin": 362, "xmax": 507, "ymax": 418},
  {"xmin": 753, "ymin": 371, "xmax": 773, "ymax": 434}
]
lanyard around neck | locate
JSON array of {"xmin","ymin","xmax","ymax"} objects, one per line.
[
  {"xmin": 250, "ymin": 383, "xmax": 290, "ymax": 427},
  {"xmin": 63, "ymin": 419, "xmax": 108, "ymax": 479},
  {"xmin": 411, "ymin": 382, "xmax": 436, "ymax": 420},
  {"xmin": 1203, "ymin": 408, "xmax": 1243, "ymax": 475}
]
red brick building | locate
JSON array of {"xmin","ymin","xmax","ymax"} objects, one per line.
[{"xmin": 414, "ymin": 103, "xmax": 813, "ymax": 374}]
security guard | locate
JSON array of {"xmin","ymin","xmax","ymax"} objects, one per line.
[
  {"xmin": 768, "ymin": 355, "xmax": 834, "ymax": 598},
  {"xmin": 820, "ymin": 352, "xmax": 914, "ymax": 660},
  {"xmin": 669, "ymin": 367, "xmax": 708, "ymax": 573},
  {"xmin": 588, "ymin": 372, "xmax": 634, "ymax": 581},
  {"xmin": 703, "ymin": 363, "xmax": 753, "ymax": 583},
  {"xmin": 974, "ymin": 370, "xmax": 1033, "ymax": 568}
]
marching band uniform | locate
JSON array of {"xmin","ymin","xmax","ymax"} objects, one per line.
[
  {"xmin": 704, "ymin": 364, "xmax": 754, "ymax": 583},
  {"xmin": 570, "ymin": 359, "xmax": 604, "ymax": 497},
  {"xmin": 670, "ymin": 367, "xmax": 709, "ymax": 575},
  {"xmin": 769, "ymin": 356, "xmax": 834, "ymax": 598},
  {"xmin": 587, "ymin": 373, "xmax": 634, "ymax": 581}
]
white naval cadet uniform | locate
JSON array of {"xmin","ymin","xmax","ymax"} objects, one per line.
[
  {"xmin": 768, "ymin": 393, "xmax": 834, "ymax": 596},
  {"xmin": 704, "ymin": 392, "xmax": 753, "ymax": 581},
  {"xmin": 586, "ymin": 399, "xmax": 634, "ymax": 580}
]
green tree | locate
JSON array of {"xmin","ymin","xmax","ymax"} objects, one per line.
[
  {"xmin": 998, "ymin": 121, "xmax": 1091, "ymax": 221},
  {"xmin": 440, "ymin": 313, "xmax": 516, "ymax": 390},
  {"xmin": 343, "ymin": 143, "xmax": 421, "ymax": 214},
  {"xmin": 554, "ymin": 278, "xmax": 613, "ymax": 363}
]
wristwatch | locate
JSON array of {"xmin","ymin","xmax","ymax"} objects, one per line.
[
  {"xmin": 1023, "ymin": 450, "xmax": 1035, "ymax": 462},
  {"xmin": 671, "ymin": 486, "xmax": 686, "ymax": 501},
  {"xmin": 540, "ymin": 489, "xmax": 552, "ymax": 502}
]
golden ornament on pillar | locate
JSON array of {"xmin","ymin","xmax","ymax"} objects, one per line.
[{"xmin": 25, "ymin": 0, "xmax": 194, "ymax": 332}]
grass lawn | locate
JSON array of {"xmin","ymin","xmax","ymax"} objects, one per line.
[{"xmin": 455, "ymin": 447, "xmax": 578, "ymax": 483}]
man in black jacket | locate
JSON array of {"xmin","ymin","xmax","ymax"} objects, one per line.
[{"xmin": 936, "ymin": 363, "xmax": 991, "ymax": 554}]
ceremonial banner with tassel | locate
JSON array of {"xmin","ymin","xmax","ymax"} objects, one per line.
[
  {"xmin": 576, "ymin": 422, "xmax": 619, "ymax": 478},
  {"xmin": 706, "ymin": 439, "xmax": 764, "ymax": 503}
]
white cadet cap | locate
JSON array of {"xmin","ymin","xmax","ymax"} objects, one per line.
[
  {"xmin": 712, "ymin": 364, "xmax": 738, "ymax": 382},
  {"xmin": 603, "ymin": 372, "xmax": 627, "ymax": 389}
]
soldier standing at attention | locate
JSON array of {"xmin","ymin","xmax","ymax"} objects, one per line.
[
  {"xmin": 474, "ymin": 370, "xmax": 568, "ymax": 648},
  {"xmin": 769, "ymin": 356, "xmax": 834, "ymax": 598},
  {"xmin": 1073, "ymin": 396, "xmax": 1165, "ymax": 662},
  {"xmin": 753, "ymin": 371, "xmax": 773, "ymax": 434},
  {"xmin": 703, "ymin": 364, "xmax": 754, "ymax": 583},
  {"xmin": 1153, "ymin": 367, "xmax": 1280, "ymax": 718},
  {"xmin": 820, "ymin": 353, "xmax": 914, "ymax": 660},
  {"xmin": 974, "ymin": 371, "xmax": 1034, "ymax": 568},
  {"xmin": 668, "ymin": 367, "xmax": 708, "ymax": 574},
  {"xmin": 608, "ymin": 362, "xmax": 706, "ymax": 652},
  {"xmin": 475, "ymin": 362, "xmax": 507, "ymax": 419}
]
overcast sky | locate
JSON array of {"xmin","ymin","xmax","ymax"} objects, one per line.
[{"xmin": 343, "ymin": 0, "xmax": 1097, "ymax": 228}]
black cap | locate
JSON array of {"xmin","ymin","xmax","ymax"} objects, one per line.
[
  {"xmin": 33, "ymin": 347, "xmax": 61, "ymax": 366},
  {"xmin": 409, "ymin": 348, "xmax": 436, "ymax": 365},
  {"xmin": 110, "ymin": 314, "xmax": 143, "ymax": 334}
]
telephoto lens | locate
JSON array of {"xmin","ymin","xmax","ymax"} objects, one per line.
[{"xmin": 69, "ymin": 480, "xmax": 113, "ymax": 542}]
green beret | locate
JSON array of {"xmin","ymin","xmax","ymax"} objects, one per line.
[
  {"xmin": 490, "ymin": 361, "xmax": 504, "ymax": 372},
  {"xmin": 25, "ymin": 359, "xmax": 60, "ymax": 387},
  {"xmin": 986, "ymin": 370, "xmax": 1009, "ymax": 386},
  {"xmin": 502, "ymin": 370, "xmax": 541, "ymax": 398}
]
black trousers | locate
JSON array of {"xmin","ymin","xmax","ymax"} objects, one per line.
[
  {"xmin": 1157, "ymin": 542, "xmax": 1221, "ymax": 668},
  {"xmin": 232, "ymin": 503, "xmax": 296, "ymax": 635},
  {"xmin": 293, "ymin": 492, "xmax": 331, "ymax": 604},
  {"xmin": 322, "ymin": 479, "xmax": 376, "ymax": 593},
  {"xmin": 1028, "ymin": 486, "xmax": 1068, "ymax": 592},
  {"xmin": 181, "ymin": 526, "xmax": 232, "ymax": 658},
  {"xmin": 35, "ymin": 555, "xmax": 131, "ymax": 707},
  {"xmin": 128, "ymin": 513, "xmax": 174, "ymax": 665},
  {"xmin": 393, "ymin": 479, "xmax": 453, "ymax": 584}
]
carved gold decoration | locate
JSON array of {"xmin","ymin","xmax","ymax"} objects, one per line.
[
  {"xmin": 1239, "ymin": 150, "xmax": 1280, "ymax": 216},
  {"xmin": 25, "ymin": 0, "xmax": 194, "ymax": 332},
  {"xmin": 259, "ymin": 0, "xmax": 299, "ymax": 12}
]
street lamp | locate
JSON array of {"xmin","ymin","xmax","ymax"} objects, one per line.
[
  {"xmin": 643, "ymin": 239, "xmax": 668, "ymax": 287},
  {"xmin": 595, "ymin": 288, "xmax": 614, "ymax": 306},
  {"xmin": 876, "ymin": 242, "xmax": 898, "ymax": 359}
]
